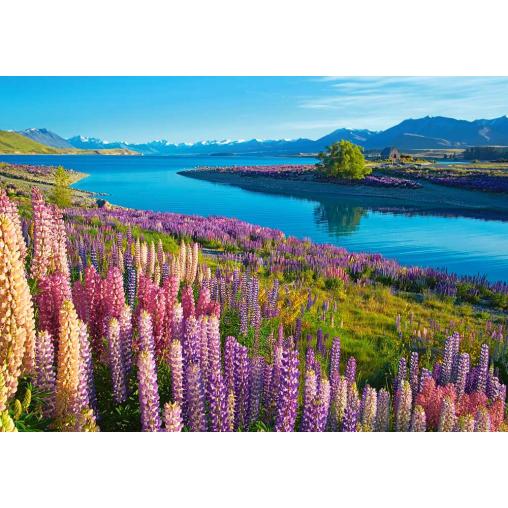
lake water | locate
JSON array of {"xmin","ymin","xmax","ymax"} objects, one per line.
[{"xmin": 2, "ymin": 154, "xmax": 508, "ymax": 282}]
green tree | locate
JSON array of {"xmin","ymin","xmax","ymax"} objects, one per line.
[
  {"xmin": 317, "ymin": 140, "xmax": 370, "ymax": 179},
  {"xmin": 51, "ymin": 166, "xmax": 72, "ymax": 208}
]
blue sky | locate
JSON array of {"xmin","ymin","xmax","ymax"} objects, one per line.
[{"xmin": 1, "ymin": 77, "xmax": 508, "ymax": 143}]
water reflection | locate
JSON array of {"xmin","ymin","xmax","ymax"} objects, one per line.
[{"xmin": 313, "ymin": 200, "xmax": 366, "ymax": 236}]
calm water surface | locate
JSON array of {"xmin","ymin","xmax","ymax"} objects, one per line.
[{"xmin": 2, "ymin": 154, "xmax": 508, "ymax": 281}]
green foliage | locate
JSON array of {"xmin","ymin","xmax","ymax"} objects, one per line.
[
  {"xmin": 51, "ymin": 166, "xmax": 72, "ymax": 208},
  {"xmin": 317, "ymin": 139, "xmax": 370, "ymax": 179}
]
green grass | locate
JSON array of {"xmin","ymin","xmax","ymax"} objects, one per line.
[{"xmin": 0, "ymin": 130, "xmax": 63, "ymax": 154}]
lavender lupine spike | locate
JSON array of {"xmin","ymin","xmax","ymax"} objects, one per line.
[
  {"xmin": 456, "ymin": 353, "xmax": 470, "ymax": 397},
  {"xmin": 169, "ymin": 340, "xmax": 184, "ymax": 406},
  {"xmin": 225, "ymin": 390, "xmax": 235, "ymax": 432},
  {"xmin": 77, "ymin": 320, "xmax": 97, "ymax": 415},
  {"xmin": 409, "ymin": 352, "xmax": 419, "ymax": 395},
  {"xmin": 342, "ymin": 382, "xmax": 360, "ymax": 432},
  {"xmin": 345, "ymin": 357, "xmax": 356, "ymax": 383},
  {"xmin": 185, "ymin": 363, "xmax": 207, "ymax": 432},
  {"xmin": 35, "ymin": 331, "xmax": 56, "ymax": 418},
  {"xmin": 330, "ymin": 337, "xmax": 341, "ymax": 377},
  {"xmin": 317, "ymin": 378, "xmax": 331, "ymax": 431},
  {"xmin": 360, "ymin": 385, "xmax": 377, "ymax": 431},
  {"xmin": 301, "ymin": 369, "xmax": 317, "ymax": 432},
  {"xmin": 248, "ymin": 356, "xmax": 264, "ymax": 427},
  {"xmin": 394, "ymin": 357, "xmax": 407, "ymax": 393},
  {"xmin": 163, "ymin": 402, "xmax": 183, "ymax": 432},
  {"xmin": 438, "ymin": 396, "xmax": 456, "ymax": 432},
  {"xmin": 375, "ymin": 389, "xmax": 390, "ymax": 432},
  {"xmin": 395, "ymin": 381, "xmax": 412, "ymax": 432},
  {"xmin": 330, "ymin": 375, "xmax": 348, "ymax": 430},
  {"xmin": 234, "ymin": 343, "xmax": 250, "ymax": 430},
  {"xmin": 108, "ymin": 318, "xmax": 127, "ymax": 404},
  {"xmin": 476, "ymin": 344, "xmax": 489, "ymax": 394},
  {"xmin": 440, "ymin": 335, "xmax": 454, "ymax": 386},
  {"xmin": 206, "ymin": 317, "xmax": 226, "ymax": 431},
  {"xmin": 119, "ymin": 305, "xmax": 133, "ymax": 375},
  {"xmin": 224, "ymin": 336, "xmax": 236, "ymax": 394},
  {"xmin": 275, "ymin": 345, "xmax": 299, "ymax": 432},
  {"xmin": 137, "ymin": 313, "xmax": 161, "ymax": 432},
  {"xmin": 410, "ymin": 405, "xmax": 427, "ymax": 432}
]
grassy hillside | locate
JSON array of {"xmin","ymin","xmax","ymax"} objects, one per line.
[
  {"xmin": 0, "ymin": 130, "xmax": 139, "ymax": 155},
  {"xmin": 0, "ymin": 130, "xmax": 62, "ymax": 154}
]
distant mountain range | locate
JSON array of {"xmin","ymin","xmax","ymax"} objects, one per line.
[{"xmin": 16, "ymin": 115, "xmax": 508, "ymax": 156}]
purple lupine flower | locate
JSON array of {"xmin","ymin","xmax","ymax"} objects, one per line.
[
  {"xmin": 234, "ymin": 343, "xmax": 250, "ymax": 430},
  {"xmin": 163, "ymin": 402, "xmax": 183, "ymax": 432},
  {"xmin": 137, "ymin": 348, "xmax": 161, "ymax": 432},
  {"xmin": 438, "ymin": 396, "xmax": 456, "ymax": 432},
  {"xmin": 342, "ymin": 383, "xmax": 360, "ymax": 432},
  {"xmin": 225, "ymin": 390, "xmax": 235, "ymax": 432},
  {"xmin": 224, "ymin": 336, "xmax": 236, "ymax": 394},
  {"xmin": 345, "ymin": 356, "xmax": 356, "ymax": 383},
  {"xmin": 316, "ymin": 377, "xmax": 331, "ymax": 431},
  {"xmin": 301, "ymin": 369, "xmax": 318, "ymax": 431},
  {"xmin": 119, "ymin": 304, "xmax": 133, "ymax": 375},
  {"xmin": 35, "ymin": 331, "xmax": 56, "ymax": 418},
  {"xmin": 375, "ymin": 389, "xmax": 390, "ymax": 432},
  {"xmin": 360, "ymin": 385, "xmax": 377, "ymax": 431},
  {"xmin": 330, "ymin": 375, "xmax": 348, "ymax": 430},
  {"xmin": 248, "ymin": 356, "xmax": 264, "ymax": 427},
  {"xmin": 185, "ymin": 363, "xmax": 206, "ymax": 432},
  {"xmin": 316, "ymin": 329, "xmax": 324, "ymax": 357},
  {"xmin": 108, "ymin": 318, "xmax": 127, "ymax": 403},
  {"xmin": 330, "ymin": 337, "xmax": 341, "ymax": 377},
  {"xmin": 275, "ymin": 344, "xmax": 299, "ymax": 432},
  {"xmin": 139, "ymin": 310, "xmax": 155, "ymax": 354},
  {"xmin": 410, "ymin": 405, "xmax": 427, "ymax": 432},
  {"xmin": 456, "ymin": 353, "xmax": 470, "ymax": 397},
  {"xmin": 440, "ymin": 335, "xmax": 454, "ymax": 386},
  {"xmin": 395, "ymin": 381, "xmax": 412, "ymax": 432},
  {"xmin": 476, "ymin": 344, "xmax": 489, "ymax": 394},
  {"xmin": 394, "ymin": 357, "xmax": 407, "ymax": 393},
  {"xmin": 77, "ymin": 320, "xmax": 97, "ymax": 415},
  {"xmin": 206, "ymin": 317, "xmax": 226, "ymax": 431},
  {"xmin": 409, "ymin": 352, "xmax": 419, "ymax": 395},
  {"xmin": 169, "ymin": 340, "xmax": 184, "ymax": 405}
]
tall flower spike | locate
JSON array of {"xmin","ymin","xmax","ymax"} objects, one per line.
[
  {"xmin": 395, "ymin": 380, "xmax": 412, "ymax": 432},
  {"xmin": 163, "ymin": 402, "xmax": 183, "ymax": 432},
  {"xmin": 35, "ymin": 331, "xmax": 56, "ymax": 417},
  {"xmin": 55, "ymin": 300, "xmax": 81, "ymax": 425},
  {"xmin": 0, "ymin": 214, "xmax": 36, "ymax": 402},
  {"xmin": 137, "ymin": 349, "xmax": 162, "ymax": 432},
  {"xmin": 375, "ymin": 389, "xmax": 391, "ymax": 432},
  {"xmin": 169, "ymin": 340, "xmax": 184, "ymax": 405},
  {"xmin": 77, "ymin": 320, "xmax": 97, "ymax": 415},
  {"xmin": 0, "ymin": 189, "xmax": 27, "ymax": 261},
  {"xmin": 438, "ymin": 396, "xmax": 457, "ymax": 432},
  {"xmin": 108, "ymin": 318, "xmax": 127, "ymax": 403},
  {"xmin": 275, "ymin": 344, "xmax": 299, "ymax": 432},
  {"xmin": 410, "ymin": 405, "xmax": 427, "ymax": 432}
]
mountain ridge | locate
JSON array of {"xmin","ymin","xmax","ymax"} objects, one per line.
[{"xmin": 16, "ymin": 115, "xmax": 508, "ymax": 156}]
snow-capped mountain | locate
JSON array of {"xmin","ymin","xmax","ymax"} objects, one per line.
[
  {"xmin": 18, "ymin": 128, "xmax": 74, "ymax": 149},
  {"xmin": 63, "ymin": 115, "xmax": 508, "ymax": 155}
]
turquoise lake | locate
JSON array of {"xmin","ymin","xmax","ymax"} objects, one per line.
[{"xmin": 2, "ymin": 154, "xmax": 508, "ymax": 282}]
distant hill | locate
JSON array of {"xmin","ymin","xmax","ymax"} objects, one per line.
[
  {"xmin": 0, "ymin": 130, "xmax": 139, "ymax": 155},
  {"xmin": 18, "ymin": 128, "xmax": 74, "ymax": 149},
  {"xmin": 0, "ymin": 131, "xmax": 62, "ymax": 154},
  {"xmin": 67, "ymin": 116, "xmax": 508, "ymax": 156}
]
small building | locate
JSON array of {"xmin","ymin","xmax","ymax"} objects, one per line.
[{"xmin": 381, "ymin": 146, "xmax": 401, "ymax": 162}]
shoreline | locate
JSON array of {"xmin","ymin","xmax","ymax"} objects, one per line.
[{"xmin": 179, "ymin": 169, "xmax": 508, "ymax": 222}]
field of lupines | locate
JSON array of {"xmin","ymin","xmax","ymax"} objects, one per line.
[{"xmin": 0, "ymin": 186, "xmax": 507, "ymax": 432}]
